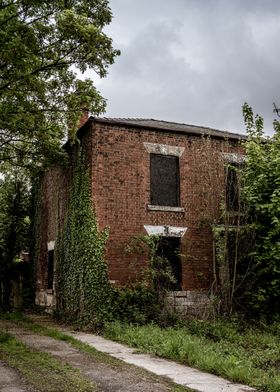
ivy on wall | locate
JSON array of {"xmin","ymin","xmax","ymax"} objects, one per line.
[{"xmin": 55, "ymin": 147, "xmax": 113, "ymax": 329}]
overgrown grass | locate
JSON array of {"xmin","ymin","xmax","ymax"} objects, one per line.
[
  {"xmin": 0, "ymin": 329, "xmax": 97, "ymax": 392},
  {"xmin": 103, "ymin": 319, "xmax": 280, "ymax": 392},
  {"xmin": 0, "ymin": 312, "xmax": 194, "ymax": 392}
]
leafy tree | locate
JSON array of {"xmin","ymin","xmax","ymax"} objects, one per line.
[
  {"xmin": 0, "ymin": 170, "xmax": 31, "ymax": 309},
  {"xmin": 242, "ymin": 103, "xmax": 280, "ymax": 316},
  {"xmin": 0, "ymin": 0, "xmax": 119, "ymax": 170}
]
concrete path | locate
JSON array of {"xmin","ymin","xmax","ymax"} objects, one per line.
[{"xmin": 68, "ymin": 331, "xmax": 257, "ymax": 392}]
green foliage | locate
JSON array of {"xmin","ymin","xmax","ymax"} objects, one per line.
[
  {"xmin": 0, "ymin": 0, "xmax": 119, "ymax": 170},
  {"xmin": 104, "ymin": 319, "xmax": 280, "ymax": 392},
  {"xmin": 242, "ymin": 103, "xmax": 280, "ymax": 316},
  {"xmin": 212, "ymin": 225, "xmax": 256, "ymax": 315},
  {"xmin": 55, "ymin": 147, "xmax": 113, "ymax": 329},
  {"xmin": 114, "ymin": 235, "xmax": 177, "ymax": 324},
  {"xmin": 126, "ymin": 235, "xmax": 177, "ymax": 295},
  {"xmin": 0, "ymin": 171, "xmax": 32, "ymax": 310},
  {"xmin": 113, "ymin": 284, "xmax": 161, "ymax": 325}
]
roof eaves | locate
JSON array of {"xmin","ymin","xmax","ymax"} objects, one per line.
[{"xmin": 90, "ymin": 117, "xmax": 247, "ymax": 141}]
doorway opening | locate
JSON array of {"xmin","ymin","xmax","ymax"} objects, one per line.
[{"xmin": 156, "ymin": 237, "xmax": 182, "ymax": 290}]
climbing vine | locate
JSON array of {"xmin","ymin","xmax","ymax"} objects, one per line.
[
  {"xmin": 126, "ymin": 235, "xmax": 177, "ymax": 295},
  {"xmin": 55, "ymin": 147, "xmax": 113, "ymax": 329},
  {"xmin": 114, "ymin": 235, "xmax": 177, "ymax": 324}
]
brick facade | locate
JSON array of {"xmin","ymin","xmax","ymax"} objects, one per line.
[
  {"xmin": 35, "ymin": 118, "xmax": 245, "ymax": 310},
  {"xmin": 35, "ymin": 166, "xmax": 69, "ymax": 310}
]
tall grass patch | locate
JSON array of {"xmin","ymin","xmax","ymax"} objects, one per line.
[{"xmin": 104, "ymin": 319, "xmax": 280, "ymax": 392}]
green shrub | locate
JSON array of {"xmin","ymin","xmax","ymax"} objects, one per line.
[
  {"xmin": 241, "ymin": 103, "xmax": 280, "ymax": 317},
  {"xmin": 112, "ymin": 284, "xmax": 161, "ymax": 324}
]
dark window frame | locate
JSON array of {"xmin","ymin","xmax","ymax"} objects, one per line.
[
  {"xmin": 47, "ymin": 249, "xmax": 54, "ymax": 290},
  {"xmin": 156, "ymin": 236, "xmax": 182, "ymax": 290},
  {"xmin": 150, "ymin": 153, "xmax": 180, "ymax": 207},
  {"xmin": 225, "ymin": 162, "xmax": 241, "ymax": 212}
]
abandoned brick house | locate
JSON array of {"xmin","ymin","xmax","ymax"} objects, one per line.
[{"xmin": 35, "ymin": 117, "xmax": 246, "ymax": 312}]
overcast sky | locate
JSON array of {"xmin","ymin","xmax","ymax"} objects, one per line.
[{"xmin": 93, "ymin": 0, "xmax": 280, "ymax": 135}]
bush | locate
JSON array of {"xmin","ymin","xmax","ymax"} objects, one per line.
[{"xmin": 113, "ymin": 284, "xmax": 161, "ymax": 325}]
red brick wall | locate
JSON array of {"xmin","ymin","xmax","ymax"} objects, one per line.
[
  {"xmin": 36, "ymin": 121, "xmax": 245, "ymax": 294},
  {"xmin": 87, "ymin": 122, "xmax": 244, "ymax": 290}
]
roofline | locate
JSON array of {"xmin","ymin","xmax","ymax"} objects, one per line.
[{"xmin": 88, "ymin": 117, "xmax": 247, "ymax": 141}]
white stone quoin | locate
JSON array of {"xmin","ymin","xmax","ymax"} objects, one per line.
[{"xmin": 47, "ymin": 240, "xmax": 55, "ymax": 251}]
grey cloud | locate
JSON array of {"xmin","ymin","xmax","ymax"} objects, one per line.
[{"xmin": 95, "ymin": 0, "xmax": 280, "ymax": 135}]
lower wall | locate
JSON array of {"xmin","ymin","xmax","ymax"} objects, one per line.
[
  {"xmin": 35, "ymin": 289, "xmax": 55, "ymax": 314},
  {"xmin": 36, "ymin": 286, "xmax": 213, "ymax": 319},
  {"xmin": 165, "ymin": 290, "xmax": 213, "ymax": 318}
]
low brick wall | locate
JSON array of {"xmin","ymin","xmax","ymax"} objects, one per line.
[{"xmin": 165, "ymin": 290, "xmax": 213, "ymax": 317}]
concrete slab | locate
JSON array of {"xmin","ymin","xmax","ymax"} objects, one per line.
[{"xmin": 68, "ymin": 332, "xmax": 257, "ymax": 392}]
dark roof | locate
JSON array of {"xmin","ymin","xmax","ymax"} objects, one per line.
[{"xmin": 90, "ymin": 117, "xmax": 247, "ymax": 141}]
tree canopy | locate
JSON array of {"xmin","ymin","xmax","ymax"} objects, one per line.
[{"xmin": 0, "ymin": 0, "xmax": 119, "ymax": 170}]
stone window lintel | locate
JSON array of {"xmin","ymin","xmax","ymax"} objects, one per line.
[
  {"xmin": 144, "ymin": 225, "xmax": 187, "ymax": 238},
  {"xmin": 144, "ymin": 142, "xmax": 185, "ymax": 157}
]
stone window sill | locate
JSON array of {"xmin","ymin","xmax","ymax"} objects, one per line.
[{"xmin": 147, "ymin": 205, "xmax": 185, "ymax": 212}]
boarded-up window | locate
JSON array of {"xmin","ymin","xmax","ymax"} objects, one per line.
[
  {"xmin": 47, "ymin": 250, "xmax": 54, "ymax": 290},
  {"xmin": 150, "ymin": 154, "xmax": 179, "ymax": 206}
]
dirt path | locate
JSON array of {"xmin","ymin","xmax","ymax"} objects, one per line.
[
  {"xmin": 0, "ymin": 320, "xmax": 183, "ymax": 392},
  {"xmin": 0, "ymin": 360, "xmax": 35, "ymax": 392}
]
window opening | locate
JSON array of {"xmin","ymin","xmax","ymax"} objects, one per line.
[{"xmin": 225, "ymin": 163, "xmax": 241, "ymax": 211}]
